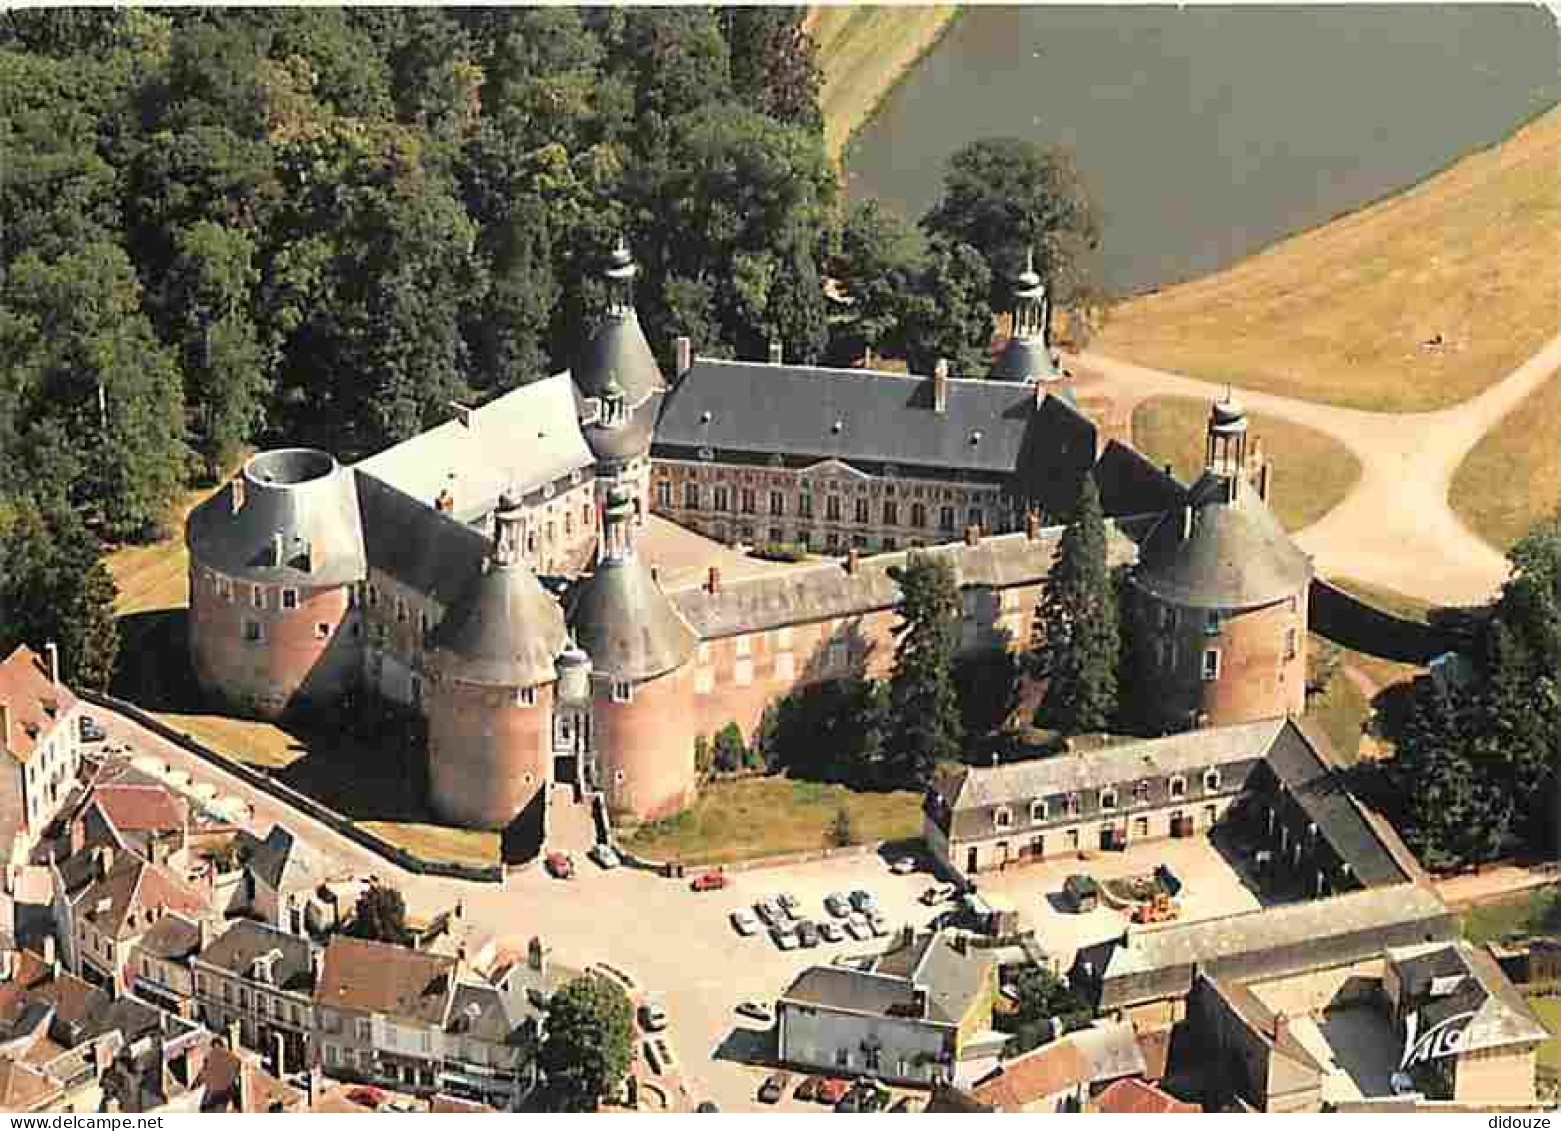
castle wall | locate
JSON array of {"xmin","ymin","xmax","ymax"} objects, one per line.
[
  {"xmin": 1133, "ymin": 588, "xmax": 1308, "ymax": 732},
  {"xmin": 594, "ymin": 669, "xmax": 698, "ymax": 821},
  {"xmin": 426, "ymin": 679, "xmax": 553, "ymax": 830},
  {"xmin": 188, "ymin": 564, "xmax": 361, "ymax": 718}
]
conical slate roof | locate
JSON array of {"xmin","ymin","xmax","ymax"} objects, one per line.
[
  {"xmin": 574, "ymin": 314, "xmax": 665, "ymax": 462},
  {"xmin": 990, "ymin": 334, "xmax": 1062, "ymax": 384},
  {"xmin": 569, "ymin": 559, "xmax": 697, "ymax": 684},
  {"xmin": 187, "ymin": 449, "xmax": 367, "ymax": 586},
  {"xmin": 431, "ymin": 559, "xmax": 568, "ymax": 687},
  {"xmin": 1133, "ymin": 473, "xmax": 1312, "ymax": 610}
]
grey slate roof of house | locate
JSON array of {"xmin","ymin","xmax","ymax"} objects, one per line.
[
  {"xmin": 187, "ymin": 450, "xmax": 368, "ymax": 587},
  {"xmin": 197, "ymin": 920, "xmax": 316, "ymax": 994},
  {"xmin": 656, "ymin": 360, "xmax": 1045, "ymax": 477},
  {"xmin": 1093, "ymin": 440, "xmax": 1188, "ymax": 519},
  {"xmin": 780, "ymin": 965, "xmax": 924, "ymax": 1019},
  {"xmin": 137, "ymin": 914, "xmax": 203, "ymax": 962},
  {"xmin": 667, "ymin": 524, "xmax": 1140, "ymax": 640},
  {"xmin": 445, "ymin": 982, "xmax": 523, "ymax": 1046},
  {"xmin": 898, "ymin": 933, "xmax": 994, "ymax": 1026},
  {"xmin": 431, "ymin": 558, "xmax": 570, "ymax": 687},
  {"xmin": 239, "ymin": 825, "xmax": 327, "ymax": 895},
  {"xmin": 353, "ymin": 473, "xmax": 490, "ymax": 605},
  {"xmin": 1260, "ymin": 723, "xmax": 1413, "ymax": 888},
  {"xmin": 352, "ymin": 374, "xmax": 593, "ymax": 523},
  {"xmin": 1387, "ymin": 942, "xmax": 1550, "ymax": 1053},
  {"xmin": 569, "ymin": 558, "xmax": 699, "ymax": 682},
  {"xmin": 1099, "ymin": 883, "xmax": 1449, "ymax": 983},
  {"xmin": 935, "ymin": 718, "xmax": 1286, "ymax": 815},
  {"xmin": 573, "ymin": 313, "xmax": 666, "ymax": 463},
  {"xmin": 1133, "ymin": 473, "xmax": 1313, "ymax": 609}
]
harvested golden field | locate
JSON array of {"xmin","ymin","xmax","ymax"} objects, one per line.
[
  {"xmin": 807, "ymin": 6, "xmax": 959, "ymax": 161},
  {"xmin": 1098, "ymin": 105, "xmax": 1561, "ymax": 411},
  {"xmin": 1130, "ymin": 396, "xmax": 1361, "ymax": 532},
  {"xmin": 1451, "ymin": 368, "xmax": 1561, "ymax": 551}
]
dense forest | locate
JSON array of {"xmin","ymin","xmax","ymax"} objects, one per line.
[{"xmin": 0, "ymin": 7, "xmax": 1103, "ymax": 686}]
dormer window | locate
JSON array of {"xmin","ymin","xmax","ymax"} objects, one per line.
[
  {"xmin": 1030, "ymin": 799, "xmax": 1047, "ymax": 823},
  {"xmin": 1204, "ymin": 768, "xmax": 1222, "ymax": 792},
  {"xmin": 994, "ymin": 807, "xmax": 1013, "ymax": 830},
  {"xmin": 1099, "ymin": 788, "xmax": 1118, "ymax": 812}
]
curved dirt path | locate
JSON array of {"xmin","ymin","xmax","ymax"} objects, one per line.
[{"xmin": 1073, "ymin": 330, "xmax": 1561, "ymax": 607}]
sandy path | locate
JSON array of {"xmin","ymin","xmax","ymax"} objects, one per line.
[{"xmin": 1074, "ymin": 329, "xmax": 1561, "ymax": 607}]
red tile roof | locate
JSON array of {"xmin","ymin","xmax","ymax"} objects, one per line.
[
  {"xmin": 88, "ymin": 785, "xmax": 187, "ymax": 834},
  {"xmin": 0, "ymin": 646, "xmax": 77, "ymax": 764},
  {"xmin": 76, "ymin": 853, "xmax": 209, "ymax": 941},
  {"xmin": 970, "ymin": 1040, "xmax": 1091, "ymax": 1110},
  {"xmin": 1091, "ymin": 1078, "xmax": 1203, "ymax": 1115}
]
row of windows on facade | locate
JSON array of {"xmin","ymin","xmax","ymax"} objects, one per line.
[
  {"xmin": 982, "ymin": 804, "xmax": 1225, "ymax": 855},
  {"xmin": 367, "ymin": 658, "xmax": 634, "ymax": 707},
  {"xmin": 659, "ymin": 480, "xmax": 988, "ymax": 532},
  {"xmin": 1153, "ymin": 598, "xmax": 1301, "ymax": 633},
  {"xmin": 657, "ymin": 460, "xmax": 997, "ymax": 500},
  {"xmin": 990, "ymin": 768, "xmax": 1228, "ymax": 831},
  {"xmin": 196, "ymin": 973, "xmax": 309, "ymax": 1028}
]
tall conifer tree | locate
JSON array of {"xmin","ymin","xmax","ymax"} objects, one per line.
[
  {"xmin": 886, "ymin": 552, "xmax": 963, "ymax": 787},
  {"xmin": 1036, "ymin": 475, "xmax": 1118, "ymax": 734}
]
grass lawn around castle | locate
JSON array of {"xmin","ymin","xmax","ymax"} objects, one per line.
[
  {"xmin": 624, "ymin": 777, "xmax": 924, "ymax": 867},
  {"xmin": 1131, "ymin": 396, "xmax": 1360, "ymax": 532},
  {"xmin": 1451, "ymin": 367, "xmax": 1561, "ymax": 553},
  {"xmin": 1097, "ymin": 104, "xmax": 1561, "ymax": 412},
  {"xmin": 1459, "ymin": 884, "xmax": 1560, "ymax": 946},
  {"xmin": 1530, "ymin": 995, "xmax": 1560, "ymax": 1075}
]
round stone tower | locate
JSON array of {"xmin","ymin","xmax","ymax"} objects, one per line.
[
  {"xmin": 186, "ymin": 448, "xmax": 367, "ymax": 718},
  {"xmin": 572, "ymin": 238, "xmax": 668, "ymax": 520},
  {"xmin": 569, "ymin": 486, "xmax": 699, "ymax": 820},
  {"xmin": 425, "ymin": 492, "xmax": 570, "ymax": 830},
  {"xmin": 1128, "ymin": 395, "xmax": 1313, "ymax": 731}
]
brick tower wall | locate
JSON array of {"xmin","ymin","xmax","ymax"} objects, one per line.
[
  {"xmin": 427, "ymin": 679, "xmax": 553, "ymax": 830},
  {"xmin": 594, "ymin": 667, "xmax": 699, "ymax": 821},
  {"xmin": 188, "ymin": 564, "xmax": 361, "ymax": 719}
]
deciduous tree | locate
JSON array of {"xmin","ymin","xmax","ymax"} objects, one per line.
[{"xmin": 539, "ymin": 975, "xmax": 634, "ymax": 1112}]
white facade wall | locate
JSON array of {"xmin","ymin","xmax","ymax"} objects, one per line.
[{"xmin": 777, "ymin": 1004, "xmax": 953, "ymax": 1086}]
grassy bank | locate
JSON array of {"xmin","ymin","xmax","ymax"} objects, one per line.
[
  {"xmin": 1460, "ymin": 884, "xmax": 1560, "ymax": 944},
  {"xmin": 808, "ymin": 6, "xmax": 960, "ymax": 162},
  {"xmin": 1451, "ymin": 368, "xmax": 1561, "ymax": 552},
  {"xmin": 625, "ymin": 777, "xmax": 923, "ymax": 866},
  {"xmin": 1098, "ymin": 104, "xmax": 1561, "ymax": 412},
  {"xmin": 1130, "ymin": 396, "xmax": 1360, "ymax": 532}
]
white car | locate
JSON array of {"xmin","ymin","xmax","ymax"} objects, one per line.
[
  {"xmin": 756, "ymin": 899, "xmax": 785, "ymax": 927},
  {"xmin": 731, "ymin": 908, "xmax": 760, "ymax": 936},
  {"xmin": 890, "ymin": 857, "xmax": 916, "ymax": 875},
  {"xmin": 867, "ymin": 912, "xmax": 890, "ymax": 938},
  {"xmin": 819, "ymin": 920, "xmax": 846, "ymax": 943},
  {"xmin": 736, "ymin": 1000, "xmax": 775, "ymax": 1025},
  {"xmin": 824, "ymin": 892, "xmax": 851, "ymax": 918},
  {"xmin": 844, "ymin": 914, "xmax": 872, "ymax": 942},
  {"xmin": 589, "ymin": 843, "xmax": 621, "ymax": 870},
  {"xmin": 777, "ymin": 892, "xmax": 801, "ymax": 916},
  {"xmin": 772, "ymin": 927, "xmax": 801, "ymax": 951}
]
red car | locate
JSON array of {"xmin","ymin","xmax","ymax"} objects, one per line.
[
  {"xmin": 690, "ymin": 870, "xmax": 727, "ymax": 892},
  {"xmin": 546, "ymin": 851, "xmax": 574, "ymax": 879},
  {"xmin": 815, "ymin": 1078, "xmax": 850, "ymax": 1105}
]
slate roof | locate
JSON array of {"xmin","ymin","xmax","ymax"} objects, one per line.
[
  {"xmin": 990, "ymin": 332, "xmax": 1061, "ymax": 383},
  {"xmin": 74, "ymin": 853, "xmax": 208, "ymax": 941},
  {"xmin": 0, "ymin": 1057, "xmax": 57, "ymax": 1109},
  {"xmin": 898, "ymin": 933, "xmax": 995, "ymax": 1026},
  {"xmin": 1093, "ymin": 440, "xmax": 1188, "ymax": 519},
  {"xmin": 1260, "ymin": 722, "xmax": 1413, "ymax": 888},
  {"xmin": 780, "ymin": 931, "xmax": 992, "ymax": 1028},
  {"xmin": 187, "ymin": 450, "xmax": 368, "ymax": 587},
  {"xmin": 431, "ymin": 558, "xmax": 569, "ymax": 687},
  {"xmin": 667, "ymin": 524, "xmax": 1140, "ymax": 641},
  {"xmin": 0, "ymin": 646, "xmax": 77, "ymax": 765},
  {"xmin": 573, "ymin": 312, "xmax": 665, "ymax": 463},
  {"xmin": 1200, "ymin": 975, "xmax": 1324, "ymax": 1074},
  {"xmin": 238, "ymin": 825, "xmax": 327, "ymax": 895},
  {"xmin": 935, "ymin": 718, "xmax": 1285, "ymax": 813},
  {"xmin": 1387, "ymin": 942, "xmax": 1551, "ymax": 1054},
  {"xmin": 444, "ymin": 982, "xmax": 526, "ymax": 1046},
  {"xmin": 1133, "ymin": 473, "xmax": 1312, "ymax": 609},
  {"xmin": 778, "ymin": 966, "xmax": 924, "ymax": 1019},
  {"xmin": 198, "ymin": 920, "xmax": 315, "ymax": 994},
  {"xmin": 569, "ymin": 558, "xmax": 698, "ymax": 682},
  {"xmin": 353, "ymin": 374, "xmax": 594, "ymax": 522},
  {"xmin": 657, "ymin": 360, "xmax": 1044, "ymax": 478},
  {"xmin": 137, "ymin": 913, "xmax": 203, "ymax": 962},
  {"xmin": 353, "ymin": 473, "xmax": 489, "ymax": 605},
  {"xmin": 314, "ymin": 936, "xmax": 456, "ymax": 1027}
]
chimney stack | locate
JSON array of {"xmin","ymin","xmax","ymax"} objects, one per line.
[
  {"xmin": 45, "ymin": 642, "xmax": 59, "ymax": 686},
  {"xmin": 41, "ymin": 934, "xmax": 55, "ymax": 969},
  {"xmin": 674, "ymin": 336, "xmax": 693, "ymax": 378},
  {"xmin": 706, "ymin": 566, "xmax": 721, "ymax": 596},
  {"xmin": 0, "ymin": 703, "xmax": 10, "ymax": 754},
  {"xmin": 768, "ymin": 338, "xmax": 783, "ymax": 366},
  {"xmin": 227, "ymin": 1019, "xmax": 241, "ymax": 1051},
  {"xmin": 528, "ymin": 935, "xmax": 547, "ymax": 975},
  {"xmin": 1273, "ymin": 1012, "xmax": 1290, "ymax": 1046},
  {"xmin": 845, "ymin": 548, "xmax": 860, "ymax": 576},
  {"xmin": 272, "ymin": 532, "xmax": 286, "ymax": 568},
  {"xmin": 272, "ymin": 1029, "xmax": 287, "ymax": 1078},
  {"xmin": 435, "ymin": 487, "xmax": 455, "ymax": 515},
  {"xmin": 964, "ymin": 525, "xmax": 981, "ymax": 547},
  {"xmin": 230, "ymin": 475, "xmax": 245, "ymax": 515},
  {"xmin": 1025, "ymin": 511, "xmax": 1040, "ymax": 541},
  {"xmin": 932, "ymin": 359, "xmax": 949, "ymax": 414}
]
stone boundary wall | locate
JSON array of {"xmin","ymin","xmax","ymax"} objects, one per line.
[
  {"xmin": 80, "ymin": 689, "xmax": 505, "ymax": 885},
  {"xmin": 1307, "ymin": 578, "xmax": 1463, "ymax": 663}
]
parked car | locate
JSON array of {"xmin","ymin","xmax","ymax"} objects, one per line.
[
  {"xmin": 731, "ymin": 908, "xmax": 760, "ymax": 936},
  {"xmin": 867, "ymin": 912, "xmax": 890, "ymax": 938},
  {"xmin": 849, "ymin": 889, "xmax": 877, "ymax": 913},
  {"xmin": 794, "ymin": 1076, "xmax": 823, "ymax": 1103},
  {"xmin": 797, "ymin": 920, "xmax": 821, "ymax": 948},
  {"xmin": 889, "ymin": 856, "xmax": 916, "ymax": 874},
  {"xmin": 639, "ymin": 995, "xmax": 668, "ymax": 1032},
  {"xmin": 758, "ymin": 1073, "xmax": 790, "ymax": 1104},
  {"xmin": 736, "ymin": 1000, "xmax": 774, "ymax": 1025},
  {"xmin": 1064, "ymin": 874, "xmax": 1100, "ymax": 912},
  {"xmin": 819, "ymin": 920, "xmax": 845, "ymax": 943},
  {"xmin": 839, "ymin": 1078, "xmax": 890, "ymax": 1113},
  {"xmin": 772, "ymin": 927, "xmax": 800, "ymax": 951},
  {"xmin": 695, "ymin": 1101, "xmax": 721, "ymax": 1113},
  {"xmin": 920, "ymin": 883, "xmax": 957, "ymax": 906},
  {"xmin": 78, "ymin": 716, "xmax": 106, "ymax": 744},
  {"xmin": 777, "ymin": 892, "xmax": 801, "ymax": 916},
  {"xmin": 824, "ymin": 892, "xmax": 851, "ymax": 918},
  {"xmin": 844, "ymin": 913, "xmax": 872, "ymax": 941},
  {"xmin": 589, "ymin": 843, "xmax": 620, "ymax": 870},
  {"xmin": 545, "ymin": 851, "xmax": 574, "ymax": 879},
  {"xmin": 756, "ymin": 898, "xmax": 784, "ymax": 926},
  {"xmin": 690, "ymin": 870, "xmax": 727, "ymax": 892},
  {"xmin": 815, "ymin": 1078, "xmax": 850, "ymax": 1105}
]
